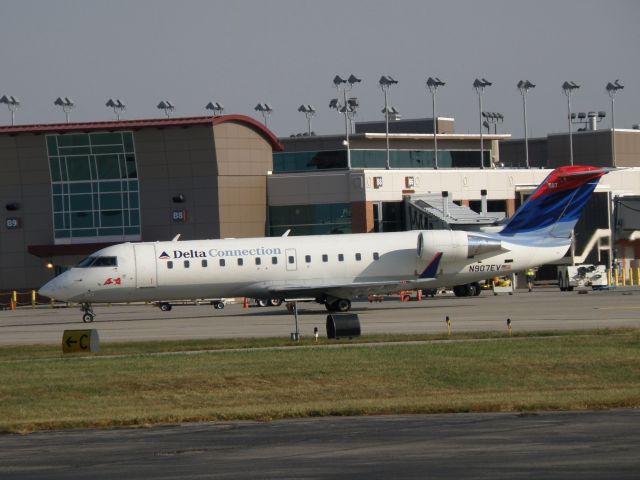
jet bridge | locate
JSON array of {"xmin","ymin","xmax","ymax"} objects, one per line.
[{"xmin": 404, "ymin": 193, "xmax": 505, "ymax": 231}]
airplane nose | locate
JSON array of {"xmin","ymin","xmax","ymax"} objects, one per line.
[{"xmin": 38, "ymin": 279, "xmax": 57, "ymax": 299}]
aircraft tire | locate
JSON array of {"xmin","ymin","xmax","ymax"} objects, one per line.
[
  {"xmin": 82, "ymin": 313, "xmax": 94, "ymax": 323},
  {"xmin": 159, "ymin": 303, "xmax": 172, "ymax": 312},
  {"xmin": 255, "ymin": 299, "xmax": 269, "ymax": 307},
  {"xmin": 558, "ymin": 274, "xmax": 566, "ymax": 291},
  {"xmin": 213, "ymin": 301, "xmax": 225, "ymax": 309},
  {"xmin": 268, "ymin": 298, "xmax": 283, "ymax": 307},
  {"xmin": 453, "ymin": 285, "xmax": 466, "ymax": 297},
  {"xmin": 472, "ymin": 282, "xmax": 481, "ymax": 296},
  {"xmin": 333, "ymin": 299, "xmax": 351, "ymax": 312}
]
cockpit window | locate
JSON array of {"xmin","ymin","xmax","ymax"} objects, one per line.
[
  {"xmin": 77, "ymin": 256, "xmax": 96, "ymax": 268},
  {"xmin": 92, "ymin": 257, "xmax": 118, "ymax": 267},
  {"xmin": 76, "ymin": 256, "xmax": 117, "ymax": 267}
]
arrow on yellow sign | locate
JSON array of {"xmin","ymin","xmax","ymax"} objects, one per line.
[{"xmin": 62, "ymin": 329, "xmax": 99, "ymax": 354}]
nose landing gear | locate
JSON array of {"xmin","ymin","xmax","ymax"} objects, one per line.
[{"xmin": 80, "ymin": 303, "xmax": 95, "ymax": 323}]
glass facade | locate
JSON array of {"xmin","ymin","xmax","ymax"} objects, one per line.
[
  {"xmin": 273, "ymin": 150, "xmax": 348, "ymax": 172},
  {"xmin": 273, "ymin": 149, "xmax": 491, "ymax": 172},
  {"xmin": 47, "ymin": 132, "xmax": 141, "ymax": 243},
  {"xmin": 373, "ymin": 202, "xmax": 405, "ymax": 232},
  {"xmin": 269, "ymin": 203, "xmax": 352, "ymax": 236}
]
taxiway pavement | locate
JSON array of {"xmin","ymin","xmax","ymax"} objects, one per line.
[
  {"xmin": 0, "ymin": 410, "xmax": 639, "ymax": 479},
  {"xmin": 0, "ymin": 289, "xmax": 638, "ymax": 345}
]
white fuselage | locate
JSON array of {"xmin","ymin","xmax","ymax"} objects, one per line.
[{"xmin": 40, "ymin": 230, "xmax": 569, "ymax": 304}]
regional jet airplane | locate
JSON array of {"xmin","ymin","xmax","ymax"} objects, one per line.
[{"xmin": 39, "ymin": 166, "xmax": 608, "ymax": 322}]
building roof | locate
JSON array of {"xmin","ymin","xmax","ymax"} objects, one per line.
[{"xmin": 0, "ymin": 114, "xmax": 284, "ymax": 151}]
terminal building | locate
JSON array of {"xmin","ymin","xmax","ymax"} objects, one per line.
[
  {"xmin": 0, "ymin": 115, "xmax": 282, "ymax": 291},
  {"xmin": 2, "ymin": 113, "xmax": 640, "ymax": 294}
]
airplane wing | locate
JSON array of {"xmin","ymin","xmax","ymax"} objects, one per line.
[
  {"xmin": 266, "ymin": 277, "xmax": 438, "ymax": 300},
  {"xmin": 265, "ymin": 252, "xmax": 443, "ymax": 299}
]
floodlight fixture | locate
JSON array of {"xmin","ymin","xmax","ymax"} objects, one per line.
[
  {"xmin": 482, "ymin": 111, "xmax": 504, "ymax": 134},
  {"xmin": 54, "ymin": 96, "xmax": 75, "ymax": 123},
  {"xmin": 106, "ymin": 98, "xmax": 126, "ymax": 120},
  {"xmin": 562, "ymin": 81, "xmax": 581, "ymax": 165},
  {"xmin": 254, "ymin": 103, "xmax": 273, "ymax": 127},
  {"xmin": 297, "ymin": 104, "xmax": 316, "ymax": 135},
  {"xmin": 426, "ymin": 76, "xmax": 446, "ymax": 169},
  {"xmin": 0, "ymin": 95, "xmax": 20, "ymax": 125},
  {"xmin": 347, "ymin": 74, "xmax": 361, "ymax": 86},
  {"xmin": 378, "ymin": 75, "xmax": 398, "ymax": 87},
  {"xmin": 157, "ymin": 100, "xmax": 176, "ymax": 118},
  {"xmin": 205, "ymin": 101, "xmax": 224, "ymax": 116},
  {"xmin": 473, "ymin": 78, "xmax": 492, "ymax": 168},
  {"xmin": 606, "ymin": 79, "xmax": 624, "ymax": 167},
  {"xmin": 333, "ymin": 75, "xmax": 347, "ymax": 86}
]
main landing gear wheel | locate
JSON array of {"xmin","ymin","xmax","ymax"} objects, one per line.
[
  {"xmin": 159, "ymin": 303, "xmax": 172, "ymax": 312},
  {"xmin": 213, "ymin": 301, "xmax": 225, "ymax": 309},
  {"xmin": 80, "ymin": 303, "xmax": 95, "ymax": 323},
  {"xmin": 268, "ymin": 298, "xmax": 283, "ymax": 307},
  {"xmin": 255, "ymin": 299, "xmax": 269, "ymax": 307},
  {"xmin": 325, "ymin": 298, "xmax": 352, "ymax": 312}
]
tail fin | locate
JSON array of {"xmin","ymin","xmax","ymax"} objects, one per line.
[{"xmin": 500, "ymin": 166, "xmax": 608, "ymax": 239}]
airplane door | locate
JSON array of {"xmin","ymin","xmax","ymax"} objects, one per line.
[
  {"xmin": 285, "ymin": 248, "xmax": 297, "ymax": 271},
  {"xmin": 133, "ymin": 244, "xmax": 158, "ymax": 288}
]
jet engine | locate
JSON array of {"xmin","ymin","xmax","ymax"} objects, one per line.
[{"xmin": 416, "ymin": 230, "xmax": 505, "ymax": 261}]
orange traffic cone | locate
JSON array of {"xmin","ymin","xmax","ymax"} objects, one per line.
[{"xmin": 243, "ymin": 297, "xmax": 249, "ymax": 309}]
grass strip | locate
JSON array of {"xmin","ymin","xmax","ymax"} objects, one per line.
[{"xmin": 0, "ymin": 329, "xmax": 638, "ymax": 433}]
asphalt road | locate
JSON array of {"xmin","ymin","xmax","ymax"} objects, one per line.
[
  {"xmin": 0, "ymin": 288, "xmax": 639, "ymax": 345},
  {"xmin": 1, "ymin": 410, "xmax": 639, "ymax": 479}
]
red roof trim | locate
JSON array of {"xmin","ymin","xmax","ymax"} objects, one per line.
[
  {"xmin": 0, "ymin": 114, "xmax": 284, "ymax": 151},
  {"xmin": 212, "ymin": 115, "xmax": 284, "ymax": 151}
]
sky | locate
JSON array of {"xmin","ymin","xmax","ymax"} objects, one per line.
[{"xmin": 1, "ymin": 0, "xmax": 639, "ymax": 139}]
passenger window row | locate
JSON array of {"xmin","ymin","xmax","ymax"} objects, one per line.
[{"xmin": 165, "ymin": 252, "xmax": 380, "ymax": 269}]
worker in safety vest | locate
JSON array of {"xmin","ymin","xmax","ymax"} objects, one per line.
[{"xmin": 526, "ymin": 268, "xmax": 535, "ymax": 292}]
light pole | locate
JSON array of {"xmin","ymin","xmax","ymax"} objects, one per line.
[
  {"xmin": 297, "ymin": 104, "xmax": 316, "ymax": 135},
  {"xmin": 473, "ymin": 78, "xmax": 492, "ymax": 168},
  {"xmin": 205, "ymin": 102, "xmax": 224, "ymax": 116},
  {"xmin": 517, "ymin": 80, "xmax": 535, "ymax": 169},
  {"xmin": 54, "ymin": 97, "xmax": 75, "ymax": 123},
  {"xmin": 606, "ymin": 80, "xmax": 624, "ymax": 168},
  {"xmin": 426, "ymin": 77, "xmax": 445, "ymax": 169},
  {"xmin": 331, "ymin": 74, "xmax": 361, "ymax": 169},
  {"xmin": 379, "ymin": 75, "xmax": 398, "ymax": 170},
  {"xmin": 254, "ymin": 103, "xmax": 273, "ymax": 127},
  {"xmin": 157, "ymin": 100, "xmax": 175, "ymax": 118},
  {"xmin": 562, "ymin": 81, "xmax": 580, "ymax": 166},
  {"xmin": 346, "ymin": 97, "xmax": 358, "ymax": 133},
  {"xmin": 106, "ymin": 98, "xmax": 126, "ymax": 121},
  {"xmin": 0, "ymin": 95, "xmax": 20, "ymax": 125}
]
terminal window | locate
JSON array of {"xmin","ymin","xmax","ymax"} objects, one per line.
[{"xmin": 47, "ymin": 132, "xmax": 141, "ymax": 244}]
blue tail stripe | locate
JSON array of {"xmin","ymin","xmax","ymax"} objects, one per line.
[
  {"xmin": 420, "ymin": 252, "xmax": 443, "ymax": 279},
  {"xmin": 500, "ymin": 181, "xmax": 598, "ymax": 236}
]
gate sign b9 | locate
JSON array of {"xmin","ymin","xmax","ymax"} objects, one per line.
[{"xmin": 5, "ymin": 218, "xmax": 21, "ymax": 229}]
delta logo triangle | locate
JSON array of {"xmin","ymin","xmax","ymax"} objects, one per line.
[{"xmin": 159, "ymin": 251, "xmax": 171, "ymax": 260}]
